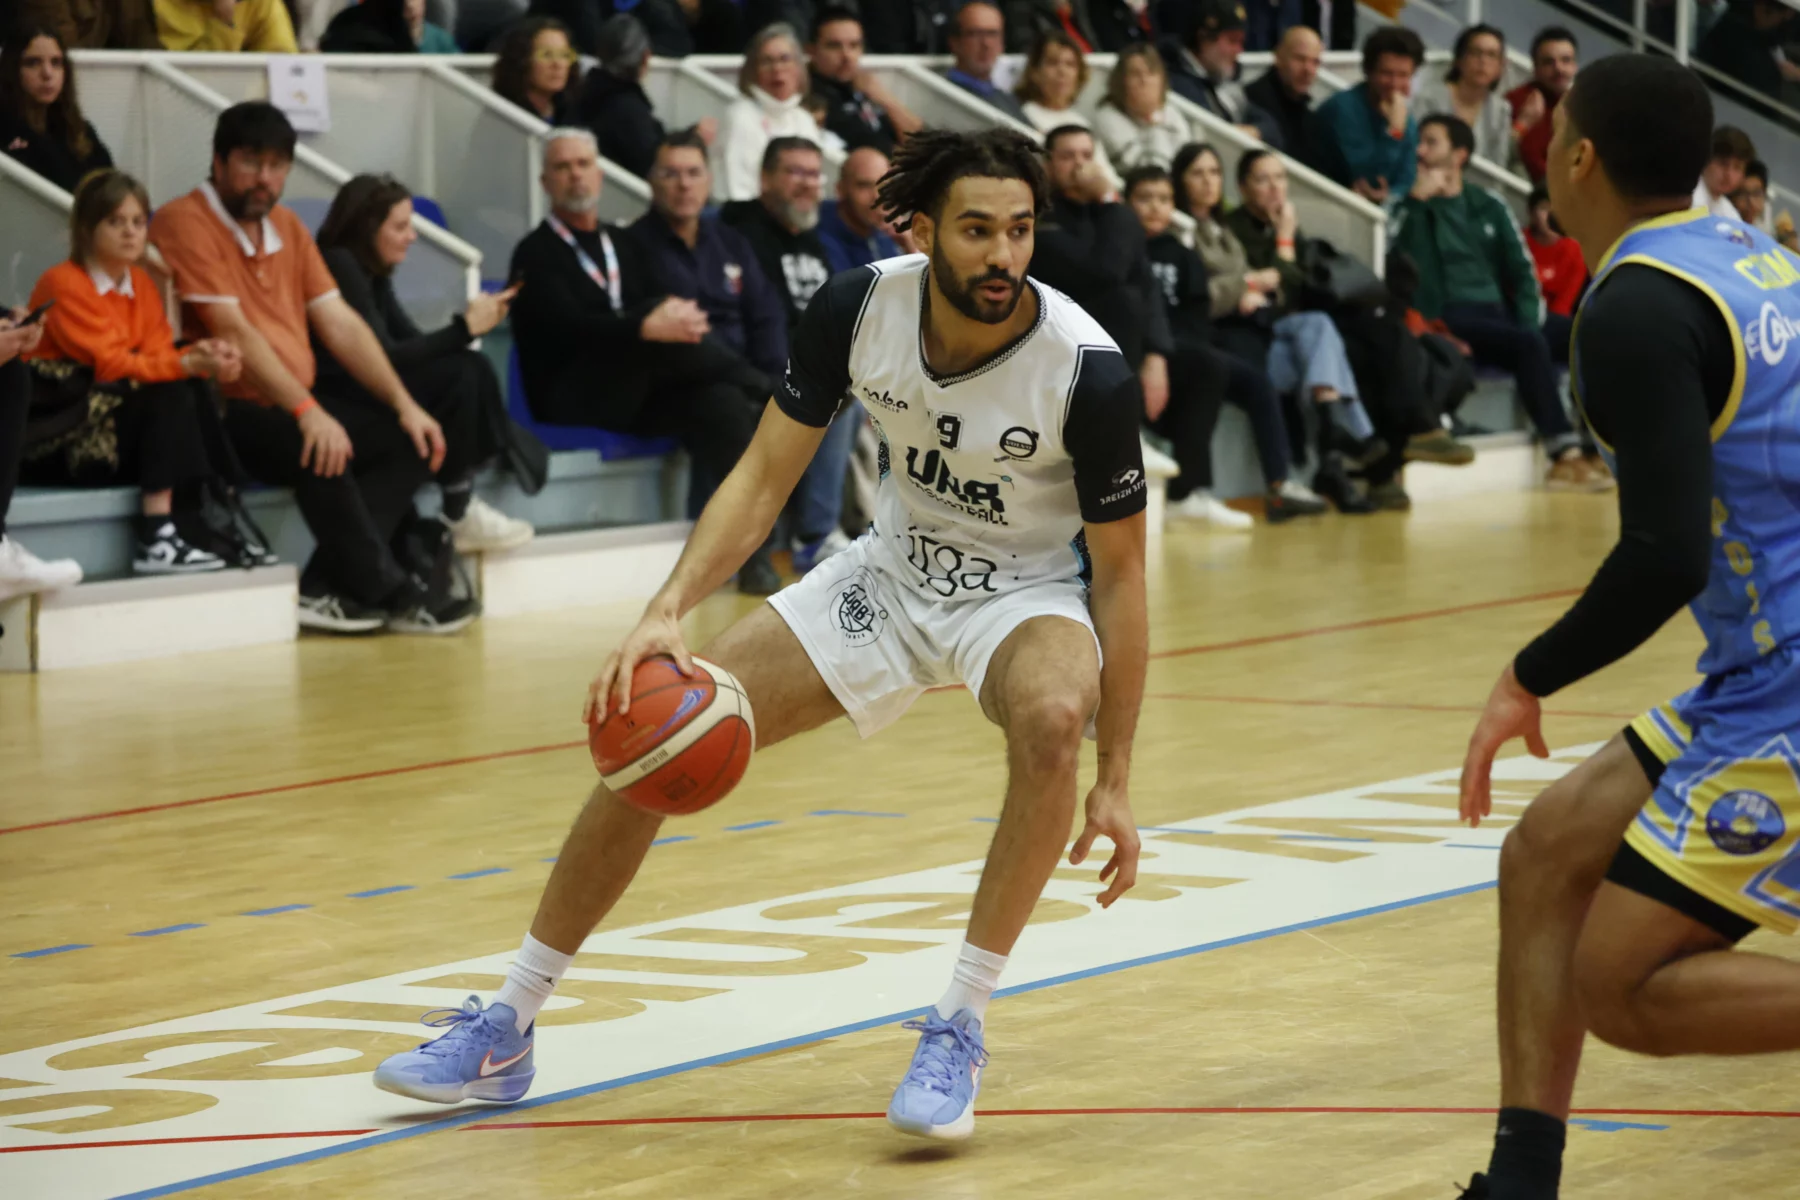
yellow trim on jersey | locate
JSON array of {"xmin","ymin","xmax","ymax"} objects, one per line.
[
  {"xmin": 1629, "ymin": 703, "xmax": 1692, "ymax": 766},
  {"xmin": 1622, "ymin": 822, "xmax": 1798, "ymax": 935},
  {"xmin": 1591, "ymin": 207, "xmax": 1711, "ymax": 277},
  {"xmin": 1607, "ymin": 253, "xmax": 1748, "ymax": 441}
]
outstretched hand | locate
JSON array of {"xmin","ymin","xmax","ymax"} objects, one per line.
[
  {"xmin": 1070, "ymin": 781, "xmax": 1140, "ymax": 908},
  {"xmin": 1460, "ymin": 662, "xmax": 1548, "ymax": 827}
]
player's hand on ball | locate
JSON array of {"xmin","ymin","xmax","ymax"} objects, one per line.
[
  {"xmin": 584, "ymin": 604, "xmax": 695, "ymax": 725},
  {"xmin": 1459, "ymin": 662, "xmax": 1547, "ymax": 828},
  {"xmin": 1070, "ymin": 782, "xmax": 1140, "ymax": 908}
]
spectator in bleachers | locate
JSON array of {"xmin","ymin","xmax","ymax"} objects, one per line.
[
  {"xmin": 1016, "ymin": 30, "xmax": 1119, "ymax": 185},
  {"xmin": 1244, "ymin": 25, "xmax": 1323, "ymax": 164},
  {"xmin": 22, "ymin": 169, "xmax": 240, "ymax": 574},
  {"xmin": 1391, "ymin": 114, "xmax": 1605, "ymax": 493},
  {"xmin": 1225, "ymin": 148, "xmax": 1385, "ymax": 482},
  {"xmin": 721, "ymin": 22, "xmax": 824, "ymax": 201},
  {"xmin": 1315, "ymin": 25, "xmax": 1423, "ymax": 204},
  {"xmin": 1040, "ymin": 127, "xmax": 1326, "ymax": 523},
  {"xmin": 1412, "ymin": 23, "xmax": 1519, "ymax": 174},
  {"xmin": 634, "ymin": 0, "xmax": 745, "ymax": 56},
  {"xmin": 1694, "ymin": 125, "xmax": 1755, "ymax": 221},
  {"xmin": 492, "ymin": 15, "xmax": 578, "ymax": 124},
  {"xmin": 0, "ymin": 25, "xmax": 113, "ymax": 194},
  {"xmin": 1089, "ymin": 0, "xmax": 1160, "ymax": 51},
  {"xmin": 150, "ymin": 102, "xmax": 470, "ymax": 633},
  {"xmin": 314, "ymin": 174, "xmax": 536, "ymax": 553},
  {"xmin": 0, "ymin": 309, "xmax": 84, "ymax": 601},
  {"xmin": 945, "ymin": 1, "xmax": 1029, "ymax": 122},
  {"xmin": 510, "ymin": 128, "xmax": 780, "ymax": 591},
  {"xmin": 817, "ymin": 145, "xmax": 899, "ymax": 271},
  {"xmin": 631, "ymin": 130, "xmax": 787, "ymax": 394},
  {"xmin": 1094, "ymin": 42, "xmax": 1191, "ymax": 170},
  {"xmin": 1523, "ymin": 181, "xmax": 1584, "ymax": 368},
  {"xmin": 321, "ymin": 0, "xmax": 460, "ymax": 52},
  {"xmin": 1734, "ymin": 159, "xmax": 1774, "ymax": 234},
  {"xmin": 154, "ymin": 0, "xmax": 299, "ymax": 50},
  {"xmin": 1002, "ymin": 0, "xmax": 1096, "ymax": 52},
  {"xmin": 16, "ymin": 0, "xmax": 160, "ymax": 48},
  {"xmin": 1160, "ymin": 0, "xmax": 1280, "ymax": 144},
  {"xmin": 1698, "ymin": 0, "xmax": 1796, "ymax": 100},
  {"xmin": 862, "ymin": 0, "xmax": 958, "ymax": 54},
  {"xmin": 1243, "ymin": 0, "xmax": 1301, "ymax": 52},
  {"xmin": 574, "ymin": 14, "xmax": 680, "ymax": 181},
  {"xmin": 1125, "ymin": 163, "xmax": 1270, "ymax": 529},
  {"xmin": 806, "ymin": 6, "xmax": 920, "ymax": 155},
  {"xmin": 1504, "ymin": 27, "xmax": 1577, "ymax": 183}
]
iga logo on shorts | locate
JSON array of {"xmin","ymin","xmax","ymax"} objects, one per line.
[
  {"xmin": 832, "ymin": 571, "xmax": 888, "ymax": 647},
  {"xmin": 1705, "ymin": 789, "xmax": 1786, "ymax": 855}
]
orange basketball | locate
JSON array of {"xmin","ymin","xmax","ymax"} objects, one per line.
[{"xmin": 588, "ymin": 655, "xmax": 755, "ymax": 816}]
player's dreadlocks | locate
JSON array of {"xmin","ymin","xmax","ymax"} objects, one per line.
[{"xmin": 875, "ymin": 127, "xmax": 1050, "ymax": 233}]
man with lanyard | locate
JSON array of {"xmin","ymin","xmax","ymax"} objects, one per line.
[{"xmin": 508, "ymin": 127, "xmax": 781, "ymax": 592}]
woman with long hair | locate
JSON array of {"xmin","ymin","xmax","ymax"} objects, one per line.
[
  {"xmin": 1015, "ymin": 30, "xmax": 1119, "ymax": 187},
  {"xmin": 0, "ymin": 25, "xmax": 113, "ymax": 192},
  {"xmin": 315, "ymin": 173, "xmax": 535, "ymax": 552},
  {"xmin": 23, "ymin": 170, "xmax": 246, "ymax": 572},
  {"xmin": 1412, "ymin": 24, "xmax": 1518, "ymax": 172},
  {"xmin": 492, "ymin": 16, "xmax": 579, "ymax": 123},
  {"xmin": 1093, "ymin": 42, "xmax": 1189, "ymax": 170},
  {"xmin": 719, "ymin": 22, "xmax": 825, "ymax": 201}
]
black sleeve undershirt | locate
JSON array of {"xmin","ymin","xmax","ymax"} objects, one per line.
[
  {"xmin": 1063, "ymin": 347, "xmax": 1148, "ymax": 524},
  {"xmin": 1511, "ymin": 263, "xmax": 1734, "ymax": 697}
]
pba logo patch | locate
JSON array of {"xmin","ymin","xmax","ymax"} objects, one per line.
[
  {"xmin": 832, "ymin": 570, "xmax": 888, "ymax": 648},
  {"xmin": 1705, "ymin": 789, "xmax": 1786, "ymax": 856}
]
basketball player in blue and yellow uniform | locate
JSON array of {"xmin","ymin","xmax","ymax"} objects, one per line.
[{"xmin": 1456, "ymin": 56, "xmax": 1800, "ymax": 1200}]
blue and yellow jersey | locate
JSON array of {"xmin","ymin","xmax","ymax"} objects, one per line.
[{"xmin": 1575, "ymin": 210, "xmax": 1800, "ymax": 678}]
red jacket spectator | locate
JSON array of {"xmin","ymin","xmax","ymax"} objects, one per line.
[
  {"xmin": 1527, "ymin": 229, "xmax": 1586, "ymax": 317},
  {"xmin": 1505, "ymin": 81, "xmax": 1556, "ymax": 182}
]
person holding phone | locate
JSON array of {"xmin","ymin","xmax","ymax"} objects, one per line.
[
  {"xmin": 315, "ymin": 173, "xmax": 536, "ymax": 553},
  {"xmin": 24, "ymin": 168, "xmax": 246, "ymax": 574}
]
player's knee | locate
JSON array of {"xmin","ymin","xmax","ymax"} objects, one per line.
[
  {"xmin": 1007, "ymin": 693, "xmax": 1089, "ymax": 769},
  {"xmin": 1501, "ymin": 779, "xmax": 1609, "ymax": 891}
]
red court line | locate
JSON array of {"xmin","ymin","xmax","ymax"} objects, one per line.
[
  {"xmin": 0, "ymin": 740, "xmax": 586, "ymax": 836},
  {"xmin": 4, "ymin": 588, "xmax": 1579, "ymax": 838},
  {"xmin": 14, "ymin": 1104, "xmax": 1796, "ymax": 1153},
  {"xmin": 1144, "ymin": 692, "xmax": 1637, "ymax": 721}
]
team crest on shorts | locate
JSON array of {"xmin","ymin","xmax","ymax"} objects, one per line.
[
  {"xmin": 832, "ymin": 570, "xmax": 888, "ymax": 647},
  {"xmin": 1705, "ymin": 789, "xmax": 1786, "ymax": 855}
]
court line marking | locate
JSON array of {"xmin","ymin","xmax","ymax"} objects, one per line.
[
  {"xmin": 101, "ymin": 879, "xmax": 1500, "ymax": 1199},
  {"xmin": 12, "ymin": 1104, "xmax": 1776, "ymax": 1154},
  {"xmin": 0, "ymin": 587, "xmax": 1581, "ymax": 839}
]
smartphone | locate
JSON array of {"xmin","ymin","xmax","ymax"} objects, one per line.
[{"xmin": 16, "ymin": 300, "xmax": 53, "ymax": 326}]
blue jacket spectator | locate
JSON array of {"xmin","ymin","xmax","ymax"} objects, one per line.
[
  {"xmin": 1314, "ymin": 26, "xmax": 1424, "ymax": 202},
  {"xmin": 816, "ymin": 146, "xmax": 899, "ymax": 273},
  {"xmin": 630, "ymin": 133, "xmax": 789, "ymax": 379},
  {"xmin": 944, "ymin": 1, "xmax": 1029, "ymax": 121}
]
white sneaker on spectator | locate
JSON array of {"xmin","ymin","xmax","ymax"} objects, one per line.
[
  {"xmin": 1171, "ymin": 492, "xmax": 1253, "ymax": 530},
  {"xmin": 448, "ymin": 497, "xmax": 534, "ymax": 553},
  {"xmin": 134, "ymin": 520, "xmax": 226, "ymax": 575},
  {"xmin": 298, "ymin": 591, "xmax": 387, "ymax": 634},
  {"xmin": 0, "ymin": 535, "xmax": 83, "ymax": 602},
  {"xmin": 1274, "ymin": 479, "xmax": 1325, "ymax": 504}
]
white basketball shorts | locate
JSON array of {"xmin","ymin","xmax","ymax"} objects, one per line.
[{"xmin": 766, "ymin": 534, "xmax": 1101, "ymax": 738}]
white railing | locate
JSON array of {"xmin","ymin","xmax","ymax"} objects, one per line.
[{"xmin": 0, "ymin": 156, "xmax": 75, "ymax": 309}]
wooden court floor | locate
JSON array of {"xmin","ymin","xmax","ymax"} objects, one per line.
[{"xmin": 6, "ymin": 490, "xmax": 1800, "ymax": 1199}]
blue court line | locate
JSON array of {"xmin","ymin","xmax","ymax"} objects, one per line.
[
  {"xmin": 810, "ymin": 809, "xmax": 906, "ymax": 818},
  {"xmin": 541, "ymin": 856, "xmax": 558, "ymax": 862},
  {"xmin": 447, "ymin": 868, "xmax": 510, "ymax": 880},
  {"xmin": 723, "ymin": 820, "xmax": 780, "ymax": 832},
  {"xmin": 651, "ymin": 835, "xmax": 695, "ymax": 846},
  {"xmin": 1569, "ymin": 1117, "xmax": 1668, "ymax": 1133},
  {"xmin": 242, "ymin": 905, "xmax": 312, "ymax": 917},
  {"xmin": 128, "ymin": 923, "xmax": 205, "ymax": 938},
  {"xmin": 345, "ymin": 886, "xmax": 415, "ymax": 899},
  {"xmin": 1443, "ymin": 844, "xmax": 1503, "ymax": 851},
  {"xmin": 1140, "ymin": 827, "xmax": 1377, "ymax": 844},
  {"xmin": 112, "ymin": 877, "xmax": 1499, "ymax": 1200},
  {"xmin": 971, "ymin": 816, "xmax": 999, "ymax": 823},
  {"xmin": 9, "ymin": 943, "xmax": 91, "ymax": 959}
]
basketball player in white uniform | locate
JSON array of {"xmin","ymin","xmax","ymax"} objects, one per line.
[{"xmin": 373, "ymin": 129, "xmax": 1151, "ymax": 1141}]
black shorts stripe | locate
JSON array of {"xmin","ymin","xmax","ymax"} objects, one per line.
[
  {"xmin": 1604, "ymin": 839, "xmax": 1757, "ymax": 943},
  {"xmin": 1622, "ymin": 723, "xmax": 1670, "ymax": 787}
]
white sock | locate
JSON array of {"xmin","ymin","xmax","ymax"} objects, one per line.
[
  {"xmin": 492, "ymin": 933, "xmax": 574, "ymax": 1033},
  {"xmin": 935, "ymin": 941, "xmax": 1009, "ymax": 1023}
]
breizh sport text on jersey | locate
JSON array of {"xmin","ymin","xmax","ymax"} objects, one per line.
[{"xmin": 777, "ymin": 253, "xmax": 1148, "ymax": 602}]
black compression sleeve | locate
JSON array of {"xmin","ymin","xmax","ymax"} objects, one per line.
[
  {"xmin": 1064, "ymin": 347, "xmax": 1148, "ymax": 523},
  {"xmin": 777, "ymin": 266, "xmax": 875, "ymax": 428},
  {"xmin": 1511, "ymin": 265, "xmax": 1732, "ymax": 696}
]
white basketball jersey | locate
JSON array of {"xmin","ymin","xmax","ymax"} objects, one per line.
[{"xmin": 780, "ymin": 255, "xmax": 1146, "ymax": 603}]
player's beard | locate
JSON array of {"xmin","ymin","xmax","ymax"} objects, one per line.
[{"xmin": 931, "ymin": 239, "xmax": 1025, "ymax": 325}]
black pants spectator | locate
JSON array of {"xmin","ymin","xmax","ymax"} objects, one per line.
[
  {"xmin": 225, "ymin": 395, "xmax": 431, "ymax": 607},
  {"xmin": 0, "ymin": 358, "xmax": 24, "ymax": 536},
  {"xmin": 20, "ymin": 378, "xmax": 212, "ymax": 495},
  {"xmin": 1159, "ymin": 338, "xmax": 1292, "ymax": 497},
  {"xmin": 323, "ymin": 349, "xmax": 499, "ymax": 491},
  {"xmin": 1331, "ymin": 306, "xmax": 1440, "ymax": 486},
  {"xmin": 1442, "ymin": 302, "xmax": 1578, "ymax": 458},
  {"xmin": 1543, "ymin": 312, "xmax": 1574, "ymax": 367}
]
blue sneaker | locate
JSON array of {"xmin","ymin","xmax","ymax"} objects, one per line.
[
  {"xmin": 791, "ymin": 529, "xmax": 851, "ymax": 574},
  {"xmin": 372, "ymin": 996, "xmax": 535, "ymax": 1104},
  {"xmin": 885, "ymin": 1008, "xmax": 987, "ymax": 1139}
]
